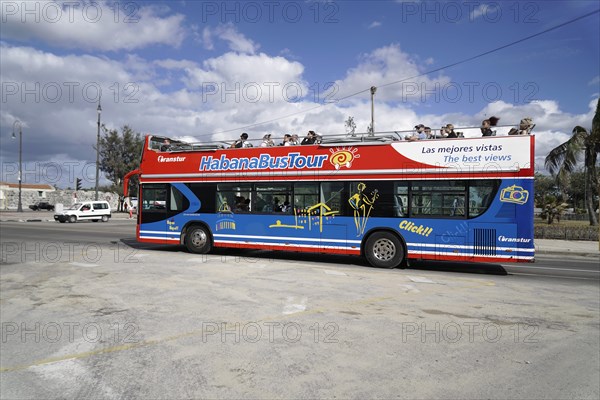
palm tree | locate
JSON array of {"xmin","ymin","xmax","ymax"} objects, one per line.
[{"xmin": 545, "ymin": 99, "xmax": 600, "ymax": 226}]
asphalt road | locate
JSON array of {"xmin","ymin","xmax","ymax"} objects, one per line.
[
  {"xmin": 1, "ymin": 219, "xmax": 599, "ymax": 399},
  {"xmin": 1, "ymin": 219, "xmax": 597, "ymax": 281}
]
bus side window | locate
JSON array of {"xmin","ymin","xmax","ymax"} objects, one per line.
[
  {"xmin": 217, "ymin": 183, "xmax": 252, "ymax": 213},
  {"xmin": 395, "ymin": 183, "xmax": 408, "ymax": 217},
  {"xmin": 469, "ymin": 181, "xmax": 498, "ymax": 218},
  {"xmin": 294, "ymin": 183, "xmax": 319, "ymax": 212},
  {"xmin": 321, "ymin": 182, "xmax": 344, "ymax": 215},
  {"xmin": 255, "ymin": 183, "xmax": 292, "ymax": 214}
]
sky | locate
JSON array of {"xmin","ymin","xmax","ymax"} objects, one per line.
[{"xmin": 1, "ymin": 0, "xmax": 599, "ymax": 189}]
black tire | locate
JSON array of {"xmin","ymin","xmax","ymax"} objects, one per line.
[
  {"xmin": 101, "ymin": 215, "xmax": 109, "ymax": 222},
  {"xmin": 59, "ymin": 220, "xmax": 66, "ymax": 223},
  {"xmin": 92, "ymin": 219, "xmax": 98, "ymax": 222},
  {"xmin": 185, "ymin": 225, "xmax": 212, "ymax": 254},
  {"xmin": 68, "ymin": 215, "xmax": 77, "ymax": 223},
  {"xmin": 364, "ymin": 231, "xmax": 404, "ymax": 269}
]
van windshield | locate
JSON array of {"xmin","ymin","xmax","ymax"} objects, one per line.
[{"xmin": 67, "ymin": 203, "xmax": 82, "ymax": 210}]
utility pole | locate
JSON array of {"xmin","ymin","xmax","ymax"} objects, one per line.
[{"xmin": 370, "ymin": 86, "xmax": 377, "ymax": 136}]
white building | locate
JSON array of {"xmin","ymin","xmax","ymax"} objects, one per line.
[{"xmin": 0, "ymin": 181, "xmax": 56, "ymax": 210}]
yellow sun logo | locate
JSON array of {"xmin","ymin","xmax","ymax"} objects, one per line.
[{"xmin": 329, "ymin": 147, "xmax": 360, "ymax": 170}]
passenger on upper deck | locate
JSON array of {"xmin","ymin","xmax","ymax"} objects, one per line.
[
  {"xmin": 261, "ymin": 133, "xmax": 275, "ymax": 147},
  {"xmin": 231, "ymin": 132, "xmax": 252, "ymax": 148},
  {"xmin": 444, "ymin": 124, "xmax": 458, "ymax": 138},
  {"xmin": 508, "ymin": 117, "xmax": 535, "ymax": 135},
  {"xmin": 481, "ymin": 116, "xmax": 499, "ymax": 136},
  {"xmin": 424, "ymin": 127, "xmax": 434, "ymax": 139},
  {"xmin": 301, "ymin": 130, "xmax": 317, "ymax": 145},
  {"xmin": 282, "ymin": 134, "xmax": 292, "ymax": 146},
  {"xmin": 405, "ymin": 124, "xmax": 427, "ymax": 141}
]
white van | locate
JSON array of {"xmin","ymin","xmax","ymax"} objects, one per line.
[{"xmin": 54, "ymin": 201, "xmax": 111, "ymax": 223}]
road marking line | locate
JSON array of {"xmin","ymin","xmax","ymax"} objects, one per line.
[{"xmin": 506, "ymin": 265, "xmax": 599, "ymax": 273}]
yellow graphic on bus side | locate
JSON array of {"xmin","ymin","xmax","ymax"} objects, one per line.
[
  {"xmin": 499, "ymin": 185, "xmax": 529, "ymax": 205},
  {"xmin": 399, "ymin": 220, "xmax": 433, "ymax": 237},
  {"xmin": 269, "ymin": 202, "xmax": 338, "ymax": 233},
  {"xmin": 348, "ymin": 183, "xmax": 378, "ymax": 236},
  {"xmin": 329, "ymin": 146, "xmax": 360, "ymax": 170}
]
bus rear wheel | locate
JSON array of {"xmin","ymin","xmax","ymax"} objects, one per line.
[
  {"xmin": 365, "ymin": 231, "xmax": 404, "ymax": 269},
  {"xmin": 185, "ymin": 225, "xmax": 212, "ymax": 254}
]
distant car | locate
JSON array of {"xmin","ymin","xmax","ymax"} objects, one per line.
[
  {"xmin": 54, "ymin": 201, "xmax": 111, "ymax": 223},
  {"xmin": 29, "ymin": 201, "xmax": 54, "ymax": 211}
]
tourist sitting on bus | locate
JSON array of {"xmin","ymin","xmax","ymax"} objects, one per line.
[
  {"xmin": 301, "ymin": 130, "xmax": 318, "ymax": 145},
  {"xmin": 444, "ymin": 124, "xmax": 458, "ymax": 138},
  {"xmin": 160, "ymin": 139, "xmax": 171, "ymax": 151},
  {"xmin": 290, "ymin": 134, "xmax": 300, "ymax": 145},
  {"xmin": 234, "ymin": 196, "xmax": 248, "ymax": 212},
  {"xmin": 481, "ymin": 119, "xmax": 494, "ymax": 136},
  {"xmin": 272, "ymin": 197, "xmax": 282, "ymax": 212},
  {"xmin": 508, "ymin": 117, "xmax": 535, "ymax": 135},
  {"xmin": 231, "ymin": 132, "xmax": 252, "ymax": 148},
  {"xmin": 261, "ymin": 133, "xmax": 275, "ymax": 147},
  {"xmin": 281, "ymin": 201, "xmax": 291, "ymax": 213},
  {"xmin": 281, "ymin": 134, "xmax": 292, "ymax": 146},
  {"xmin": 424, "ymin": 127, "xmax": 434, "ymax": 139},
  {"xmin": 405, "ymin": 124, "xmax": 427, "ymax": 141}
]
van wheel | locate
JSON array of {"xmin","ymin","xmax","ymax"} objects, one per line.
[
  {"xmin": 92, "ymin": 219, "xmax": 98, "ymax": 222},
  {"xmin": 185, "ymin": 225, "xmax": 212, "ymax": 254},
  {"xmin": 68, "ymin": 215, "xmax": 77, "ymax": 223},
  {"xmin": 101, "ymin": 215, "xmax": 109, "ymax": 222},
  {"xmin": 364, "ymin": 231, "xmax": 404, "ymax": 269},
  {"xmin": 59, "ymin": 220, "xmax": 66, "ymax": 223}
]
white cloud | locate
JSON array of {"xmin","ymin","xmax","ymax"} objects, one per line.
[
  {"xmin": 330, "ymin": 44, "xmax": 451, "ymax": 103},
  {"xmin": 368, "ymin": 21, "xmax": 382, "ymax": 29},
  {"xmin": 0, "ymin": 0, "xmax": 186, "ymax": 51},
  {"xmin": 202, "ymin": 23, "xmax": 259, "ymax": 54},
  {"xmin": 588, "ymin": 76, "xmax": 600, "ymax": 86}
]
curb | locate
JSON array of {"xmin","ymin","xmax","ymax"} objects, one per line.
[{"xmin": 535, "ymin": 249, "xmax": 599, "ymax": 257}]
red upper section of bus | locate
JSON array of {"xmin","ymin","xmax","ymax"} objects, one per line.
[{"xmin": 136, "ymin": 135, "xmax": 535, "ymax": 182}]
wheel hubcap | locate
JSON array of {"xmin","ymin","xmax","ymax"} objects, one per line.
[
  {"xmin": 372, "ymin": 238, "xmax": 396, "ymax": 261},
  {"xmin": 191, "ymin": 230, "xmax": 207, "ymax": 248}
]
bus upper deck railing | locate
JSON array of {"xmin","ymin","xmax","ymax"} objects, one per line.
[{"xmin": 149, "ymin": 122, "xmax": 534, "ymax": 153}]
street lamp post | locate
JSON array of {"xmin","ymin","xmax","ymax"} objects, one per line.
[
  {"xmin": 370, "ymin": 86, "xmax": 377, "ymax": 136},
  {"xmin": 95, "ymin": 100, "xmax": 102, "ymax": 201},
  {"xmin": 11, "ymin": 120, "xmax": 23, "ymax": 212}
]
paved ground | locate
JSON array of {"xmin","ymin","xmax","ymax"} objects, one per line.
[{"xmin": 1, "ymin": 236, "xmax": 599, "ymax": 399}]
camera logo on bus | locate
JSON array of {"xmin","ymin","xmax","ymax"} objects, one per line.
[{"xmin": 499, "ymin": 185, "xmax": 529, "ymax": 205}]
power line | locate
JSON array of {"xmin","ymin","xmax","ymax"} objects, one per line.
[{"xmin": 207, "ymin": 8, "xmax": 600, "ymax": 137}]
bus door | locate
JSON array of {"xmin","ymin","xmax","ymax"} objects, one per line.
[
  {"xmin": 319, "ymin": 182, "xmax": 347, "ymax": 253},
  {"xmin": 140, "ymin": 183, "xmax": 169, "ymax": 242}
]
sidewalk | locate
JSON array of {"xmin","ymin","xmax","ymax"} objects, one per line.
[
  {"xmin": 0, "ymin": 210, "xmax": 134, "ymax": 222},
  {"xmin": 1, "ymin": 211, "xmax": 598, "ymax": 257}
]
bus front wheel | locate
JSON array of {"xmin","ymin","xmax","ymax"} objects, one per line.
[
  {"xmin": 185, "ymin": 225, "xmax": 212, "ymax": 254},
  {"xmin": 365, "ymin": 232, "xmax": 404, "ymax": 269}
]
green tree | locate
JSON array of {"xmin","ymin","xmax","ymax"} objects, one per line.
[
  {"xmin": 545, "ymin": 98, "xmax": 600, "ymax": 226},
  {"xmin": 99, "ymin": 125, "xmax": 143, "ymax": 210},
  {"xmin": 534, "ymin": 173, "xmax": 557, "ymax": 205},
  {"xmin": 566, "ymin": 171, "xmax": 586, "ymax": 211},
  {"xmin": 539, "ymin": 195, "xmax": 569, "ymax": 225}
]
